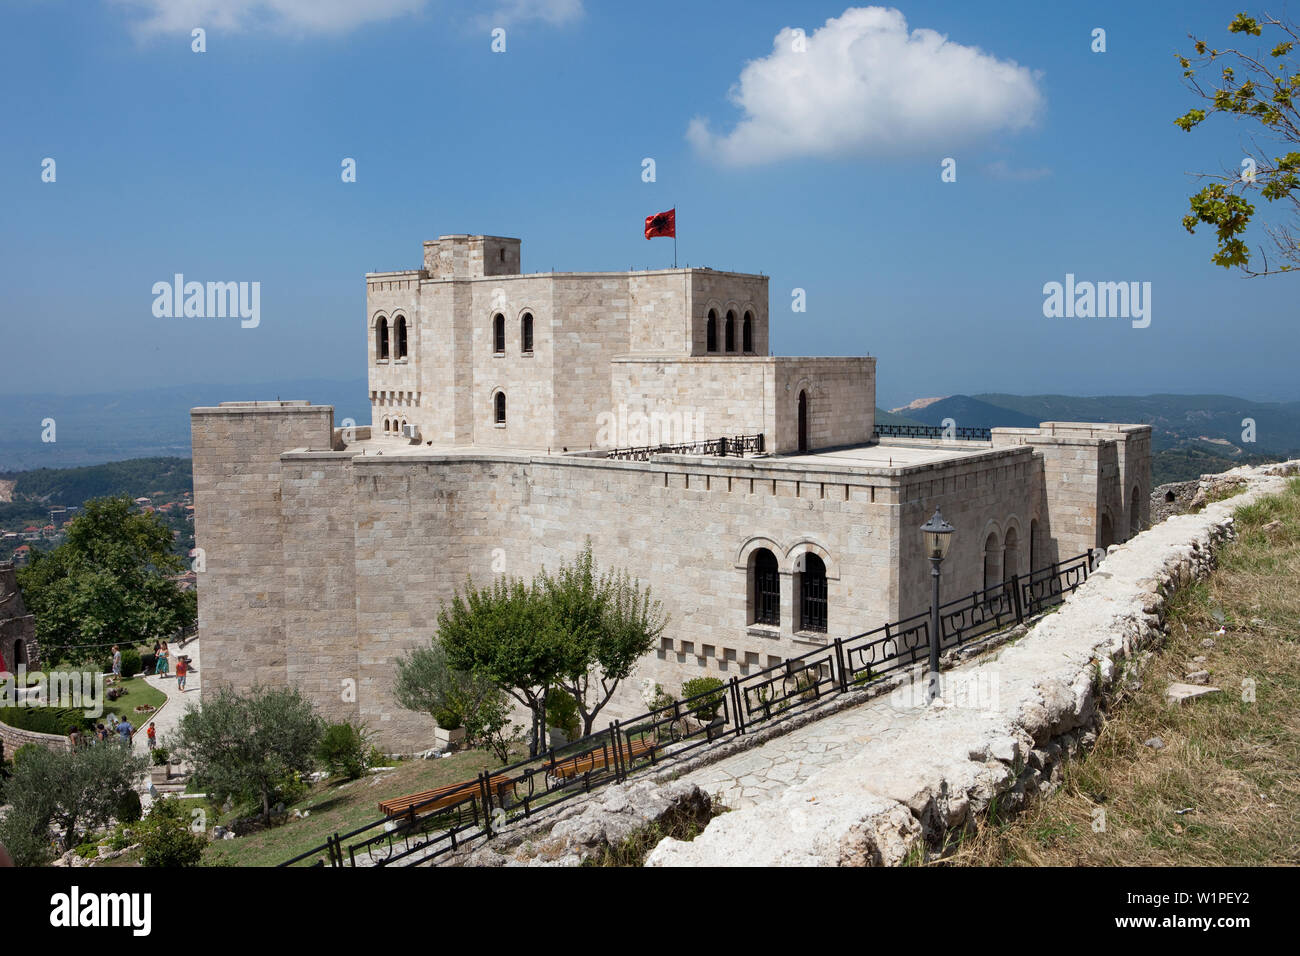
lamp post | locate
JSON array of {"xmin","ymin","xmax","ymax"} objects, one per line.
[{"xmin": 920, "ymin": 508, "xmax": 955, "ymax": 702}]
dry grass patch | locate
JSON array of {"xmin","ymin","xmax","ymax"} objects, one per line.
[{"xmin": 947, "ymin": 477, "xmax": 1300, "ymax": 866}]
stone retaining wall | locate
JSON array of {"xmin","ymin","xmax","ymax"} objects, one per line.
[{"xmin": 0, "ymin": 718, "xmax": 71, "ymax": 756}]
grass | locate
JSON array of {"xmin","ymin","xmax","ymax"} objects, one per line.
[
  {"xmin": 199, "ymin": 746, "xmax": 524, "ymax": 867},
  {"xmin": 946, "ymin": 476, "xmax": 1300, "ymax": 866},
  {"xmin": 102, "ymin": 675, "xmax": 167, "ymax": 724}
]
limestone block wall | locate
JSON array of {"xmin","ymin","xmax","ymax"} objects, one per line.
[
  {"xmin": 469, "ymin": 275, "xmax": 559, "ymax": 448},
  {"xmin": 549, "ymin": 277, "xmax": 633, "ymax": 451},
  {"xmin": 281, "ymin": 453, "xmax": 361, "ymax": 727},
  {"xmin": 366, "ymin": 272, "xmax": 423, "ymax": 431},
  {"xmin": 892, "ymin": 447, "xmax": 1039, "ymax": 622},
  {"xmin": 628, "ymin": 272, "xmax": 691, "ymax": 355},
  {"xmin": 609, "ymin": 357, "xmax": 772, "ymax": 447},
  {"xmin": 191, "ymin": 402, "xmax": 335, "ymax": 698},
  {"xmin": 772, "ymin": 357, "xmax": 876, "ymax": 453},
  {"xmin": 688, "ymin": 271, "xmax": 770, "ymax": 357},
  {"xmin": 0, "ymin": 720, "xmax": 70, "ymax": 755}
]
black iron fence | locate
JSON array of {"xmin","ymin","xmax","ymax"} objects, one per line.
[
  {"xmin": 874, "ymin": 424, "xmax": 993, "ymax": 441},
  {"xmin": 606, "ymin": 434, "xmax": 765, "ymax": 461},
  {"xmin": 280, "ymin": 549, "xmax": 1095, "ymax": 867}
]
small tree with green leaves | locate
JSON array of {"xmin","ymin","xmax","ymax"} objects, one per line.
[
  {"xmin": 437, "ymin": 576, "xmax": 565, "ymax": 757},
  {"xmin": 175, "ymin": 685, "xmax": 323, "ymax": 824},
  {"xmin": 0, "ymin": 741, "xmax": 146, "ymax": 861},
  {"xmin": 544, "ymin": 546, "xmax": 668, "ymax": 737},
  {"xmin": 1175, "ymin": 11, "xmax": 1300, "ymax": 275}
]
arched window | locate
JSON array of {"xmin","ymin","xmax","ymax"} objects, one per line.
[
  {"xmin": 376, "ymin": 316, "xmax": 389, "ymax": 360},
  {"xmin": 983, "ymin": 532, "xmax": 1002, "ymax": 591},
  {"xmin": 752, "ymin": 549, "xmax": 780, "ymax": 626},
  {"xmin": 493, "ymin": 313, "xmax": 505, "ymax": 354},
  {"xmin": 383, "ymin": 418, "xmax": 390, "ymax": 433},
  {"xmin": 521, "ymin": 312, "xmax": 534, "ymax": 354},
  {"xmin": 706, "ymin": 310, "xmax": 718, "ymax": 352},
  {"xmin": 1003, "ymin": 526, "xmax": 1020, "ymax": 583},
  {"xmin": 494, "ymin": 391, "xmax": 506, "ymax": 425},
  {"xmin": 742, "ymin": 311, "xmax": 753, "ymax": 352},
  {"xmin": 394, "ymin": 315, "xmax": 408, "ymax": 359},
  {"xmin": 725, "ymin": 310, "xmax": 736, "ymax": 352},
  {"xmin": 797, "ymin": 553, "xmax": 827, "ymax": 633}
]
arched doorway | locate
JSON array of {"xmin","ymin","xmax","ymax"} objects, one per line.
[
  {"xmin": 797, "ymin": 390, "xmax": 808, "ymax": 452},
  {"xmin": 13, "ymin": 639, "xmax": 26, "ymax": 668},
  {"xmin": 983, "ymin": 532, "xmax": 1002, "ymax": 593},
  {"xmin": 1003, "ymin": 526, "xmax": 1020, "ymax": 583},
  {"xmin": 1099, "ymin": 513, "xmax": 1114, "ymax": 549}
]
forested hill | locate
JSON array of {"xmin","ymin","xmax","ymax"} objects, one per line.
[{"xmin": 0, "ymin": 457, "xmax": 191, "ymax": 527}]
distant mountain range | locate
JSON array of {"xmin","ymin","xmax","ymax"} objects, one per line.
[
  {"xmin": 0, "ymin": 379, "xmax": 370, "ymax": 471},
  {"xmin": 0, "ymin": 382, "xmax": 1292, "ymax": 486},
  {"xmin": 879, "ymin": 393, "xmax": 1300, "ymax": 484}
]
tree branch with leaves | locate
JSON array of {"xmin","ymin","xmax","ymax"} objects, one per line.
[{"xmin": 1176, "ymin": 11, "xmax": 1300, "ymax": 275}]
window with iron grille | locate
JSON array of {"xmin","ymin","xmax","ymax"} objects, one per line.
[
  {"xmin": 753, "ymin": 549, "xmax": 779, "ymax": 626},
  {"xmin": 799, "ymin": 554, "xmax": 828, "ymax": 633}
]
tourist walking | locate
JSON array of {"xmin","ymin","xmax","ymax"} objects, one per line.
[
  {"xmin": 155, "ymin": 639, "xmax": 170, "ymax": 676},
  {"xmin": 176, "ymin": 655, "xmax": 188, "ymax": 692},
  {"xmin": 118, "ymin": 718, "xmax": 134, "ymax": 744},
  {"xmin": 110, "ymin": 644, "xmax": 121, "ymax": 683},
  {"xmin": 146, "ymin": 723, "xmax": 156, "ymax": 750}
]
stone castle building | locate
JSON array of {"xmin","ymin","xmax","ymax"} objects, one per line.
[
  {"xmin": 0, "ymin": 561, "xmax": 37, "ymax": 674},
  {"xmin": 191, "ymin": 234, "xmax": 1151, "ymax": 750}
]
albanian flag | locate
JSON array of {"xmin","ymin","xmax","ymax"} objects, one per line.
[{"xmin": 644, "ymin": 208, "xmax": 676, "ymax": 239}]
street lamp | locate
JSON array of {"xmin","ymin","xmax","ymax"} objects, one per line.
[{"xmin": 920, "ymin": 508, "xmax": 955, "ymax": 702}]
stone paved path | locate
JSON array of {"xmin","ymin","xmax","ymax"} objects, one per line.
[
  {"xmin": 131, "ymin": 636, "xmax": 202, "ymax": 758},
  {"xmin": 677, "ymin": 680, "xmax": 935, "ymax": 810}
]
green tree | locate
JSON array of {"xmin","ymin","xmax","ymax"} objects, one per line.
[
  {"xmin": 174, "ymin": 685, "xmax": 323, "ymax": 824},
  {"xmin": 543, "ymin": 546, "xmax": 667, "ymax": 737},
  {"xmin": 17, "ymin": 496, "xmax": 196, "ymax": 665},
  {"xmin": 393, "ymin": 642, "xmax": 521, "ymax": 763},
  {"xmin": 0, "ymin": 741, "xmax": 146, "ymax": 862},
  {"xmin": 437, "ymin": 575, "xmax": 563, "ymax": 757},
  {"xmin": 1176, "ymin": 12, "xmax": 1300, "ymax": 274}
]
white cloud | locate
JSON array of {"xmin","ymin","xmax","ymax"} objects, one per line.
[
  {"xmin": 687, "ymin": 6, "xmax": 1045, "ymax": 166},
  {"xmin": 108, "ymin": 0, "xmax": 582, "ymax": 36}
]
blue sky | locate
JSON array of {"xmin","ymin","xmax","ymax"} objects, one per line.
[{"xmin": 1, "ymin": 0, "xmax": 1296, "ymax": 409}]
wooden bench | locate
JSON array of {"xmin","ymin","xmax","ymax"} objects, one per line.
[
  {"xmin": 547, "ymin": 736, "xmax": 658, "ymax": 781},
  {"xmin": 378, "ymin": 776, "xmax": 510, "ymax": 821}
]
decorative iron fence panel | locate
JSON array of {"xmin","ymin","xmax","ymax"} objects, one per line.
[{"xmin": 873, "ymin": 424, "xmax": 992, "ymax": 441}]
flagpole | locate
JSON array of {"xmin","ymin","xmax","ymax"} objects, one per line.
[{"xmin": 673, "ymin": 204, "xmax": 678, "ymax": 269}]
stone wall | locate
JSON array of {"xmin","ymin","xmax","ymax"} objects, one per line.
[
  {"xmin": 0, "ymin": 719, "xmax": 71, "ymax": 755},
  {"xmin": 191, "ymin": 402, "xmax": 335, "ymax": 699}
]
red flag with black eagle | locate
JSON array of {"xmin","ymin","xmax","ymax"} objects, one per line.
[{"xmin": 644, "ymin": 208, "xmax": 675, "ymax": 239}]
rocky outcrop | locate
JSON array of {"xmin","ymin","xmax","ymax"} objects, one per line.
[{"xmin": 646, "ymin": 460, "xmax": 1298, "ymax": 867}]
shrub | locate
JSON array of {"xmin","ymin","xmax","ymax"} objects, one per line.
[
  {"xmin": 152, "ymin": 747, "xmax": 170, "ymax": 766},
  {"xmin": 433, "ymin": 705, "xmax": 463, "ymax": 730},
  {"xmin": 115, "ymin": 789, "xmax": 143, "ymax": 824},
  {"xmin": 681, "ymin": 677, "xmax": 726, "ymax": 722},
  {"xmin": 545, "ymin": 688, "xmax": 581, "ymax": 741},
  {"xmin": 75, "ymin": 841, "xmax": 100, "ymax": 860},
  {"xmin": 0, "ymin": 706, "xmax": 90, "ymax": 736},
  {"xmin": 137, "ymin": 798, "xmax": 206, "ymax": 867},
  {"xmin": 14, "ymin": 743, "xmax": 45, "ymax": 765},
  {"xmin": 316, "ymin": 722, "xmax": 370, "ymax": 780}
]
